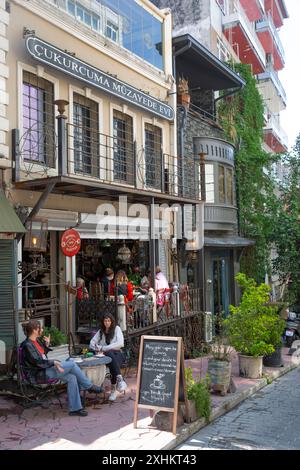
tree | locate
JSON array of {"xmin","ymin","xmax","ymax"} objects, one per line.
[{"xmin": 271, "ymin": 135, "xmax": 300, "ymax": 304}]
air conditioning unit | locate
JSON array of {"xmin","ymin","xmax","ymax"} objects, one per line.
[{"xmin": 203, "ymin": 311, "xmax": 213, "ymax": 343}]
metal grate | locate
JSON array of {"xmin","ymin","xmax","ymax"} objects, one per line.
[
  {"xmin": 22, "ymin": 71, "xmax": 55, "ymax": 168},
  {"xmin": 144, "ymin": 123, "xmax": 162, "ymax": 190},
  {"xmin": 113, "ymin": 110, "xmax": 134, "ymax": 185},
  {"xmin": 73, "ymin": 93, "xmax": 99, "ymax": 177}
]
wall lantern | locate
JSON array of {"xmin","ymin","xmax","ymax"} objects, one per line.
[
  {"xmin": 117, "ymin": 242, "xmax": 131, "ymax": 264},
  {"xmin": 23, "ymin": 217, "xmax": 48, "ymax": 252}
]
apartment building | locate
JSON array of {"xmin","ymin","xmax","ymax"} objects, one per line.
[{"xmin": 153, "ymin": 0, "xmax": 288, "ymax": 155}]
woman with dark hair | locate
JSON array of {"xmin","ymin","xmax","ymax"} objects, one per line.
[
  {"xmin": 21, "ymin": 320, "xmax": 103, "ymax": 416},
  {"xmin": 89, "ymin": 313, "xmax": 127, "ymax": 401}
]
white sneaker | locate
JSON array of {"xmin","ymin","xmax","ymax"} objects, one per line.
[
  {"xmin": 116, "ymin": 377, "xmax": 127, "ymax": 393},
  {"xmin": 108, "ymin": 389, "xmax": 117, "ymax": 401}
]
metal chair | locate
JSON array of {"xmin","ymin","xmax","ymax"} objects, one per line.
[{"xmin": 17, "ymin": 347, "xmax": 64, "ymax": 409}]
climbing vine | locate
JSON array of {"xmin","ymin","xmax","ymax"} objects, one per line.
[{"xmin": 218, "ymin": 63, "xmax": 279, "ymax": 283}]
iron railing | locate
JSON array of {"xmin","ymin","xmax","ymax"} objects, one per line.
[{"xmin": 66, "ymin": 123, "xmax": 201, "ymax": 199}]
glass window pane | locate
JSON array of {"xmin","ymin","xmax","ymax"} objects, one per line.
[
  {"xmin": 205, "ymin": 164, "xmax": 215, "ymax": 203},
  {"xmin": 226, "ymin": 168, "xmax": 233, "ymax": 205},
  {"xmin": 218, "ymin": 165, "xmax": 225, "ymax": 203}
]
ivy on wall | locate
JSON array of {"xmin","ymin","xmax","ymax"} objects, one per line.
[{"xmin": 218, "ymin": 63, "xmax": 278, "ymax": 283}]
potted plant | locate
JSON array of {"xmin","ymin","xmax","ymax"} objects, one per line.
[
  {"xmin": 207, "ymin": 316, "xmax": 233, "ymax": 396},
  {"xmin": 263, "ymin": 303, "xmax": 285, "ymax": 367},
  {"xmin": 43, "ymin": 326, "xmax": 68, "ymax": 347},
  {"xmin": 184, "ymin": 367, "xmax": 211, "ymax": 423},
  {"xmin": 224, "ymin": 273, "xmax": 284, "ymax": 379}
]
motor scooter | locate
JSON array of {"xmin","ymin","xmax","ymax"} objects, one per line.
[{"xmin": 284, "ymin": 310, "xmax": 300, "ymax": 347}]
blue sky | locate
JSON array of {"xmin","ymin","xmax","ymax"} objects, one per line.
[{"xmin": 279, "ymin": 0, "xmax": 299, "ymax": 149}]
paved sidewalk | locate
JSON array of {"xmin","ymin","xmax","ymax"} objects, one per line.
[{"xmin": 0, "ymin": 347, "xmax": 299, "ymax": 450}]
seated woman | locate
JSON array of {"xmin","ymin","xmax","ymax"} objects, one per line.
[
  {"xmin": 21, "ymin": 320, "xmax": 102, "ymax": 417},
  {"xmin": 89, "ymin": 313, "xmax": 127, "ymax": 401}
]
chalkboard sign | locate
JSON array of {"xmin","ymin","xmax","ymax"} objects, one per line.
[{"xmin": 133, "ymin": 336, "xmax": 187, "ymax": 435}]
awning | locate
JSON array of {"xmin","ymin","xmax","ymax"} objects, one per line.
[
  {"xmin": 173, "ymin": 34, "xmax": 246, "ymax": 91},
  {"xmin": 204, "ymin": 235, "xmax": 254, "ymax": 248},
  {"xmin": 0, "ymin": 189, "xmax": 25, "ymax": 233}
]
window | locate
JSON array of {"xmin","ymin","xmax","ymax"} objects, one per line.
[
  {"xmin": 144, "ymin": 124, "xmax": 162, "ymax": 190},
  {"xmin": 218, "ymin": 164, "xmax": 234, "ymax": 205},
  {"xmin": 22, "ymin": 71, "xmax": 55, "ymax": 167},
  {"xmin": 205, "ymin": 164, "xmax": 215, "ymax": 203},
  {"xmin": 50, "ymin": 0, "xmax": 164, "ymax": 70},
  {"xmin": 73, "ymin": 93, "xmax": 99, "ymax": 176},
  {"xmin": 113, "ymin": 110, "xmax": 134, "ymax": 185},
  {"xmin": 106, "ymin": 19, "xmax": 119, "ymax": 42},
  {"xmin": 218, "ymin": 165, "xmax": 225, "ymax": 203},
  {"xmin": 217, "ymin": 36, "xmax": 231, "ymax": 62},
  {"xmin": 226, "ymin": 168, "xmax": 233, "ymax": 205}
]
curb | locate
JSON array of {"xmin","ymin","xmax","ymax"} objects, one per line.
[{"xmin": 163, "ymin": 359, "xmax": 300, "ymax": 450}]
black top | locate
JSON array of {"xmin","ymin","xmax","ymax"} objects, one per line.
[{"xmin": 21, "ymin": 338, "xmax": 54, "ymax": 384}]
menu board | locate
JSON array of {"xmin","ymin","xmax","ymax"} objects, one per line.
[
  {"xmin": 138, "ymin": 339, "xmax": 178, "ymax": 409},
  {"xmin": 133, "ymin": 335, "xmax": 187, "ymax": 435}
]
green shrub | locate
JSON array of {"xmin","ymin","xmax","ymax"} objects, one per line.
[
  {"xmin": 224, "ymin": 273, "xmax": 285, "ymax": 357},
  {"xmin": 43, "ymin": 326, "xmax": 68, "ymax": 347},
  {"xmin": 185, "ymin": 367, "xmax": 211, "ymax": 422}
]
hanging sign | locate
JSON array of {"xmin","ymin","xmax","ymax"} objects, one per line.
[
  {"xmin": 26, "ymin": 36, "xmax": 174, "ymax": 121},
  {"xmin": 60, "ymin": 229, "xmax": 81, "ymax": 257}
]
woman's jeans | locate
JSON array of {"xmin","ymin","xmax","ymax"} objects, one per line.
[
  {"xmin": 46, "ymin": 360, "xmax": 92, "ymax": 412},
  {"xmin": 105, "ymin": 351, "xmax": 124, "ymax": 385}
]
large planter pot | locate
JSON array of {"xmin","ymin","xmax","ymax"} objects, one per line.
[
  {"xmin": 185, "ymin": 399, "xmax": 199, "ymax": 423},
  {"xmin": 207, "ymin": 359, "xmax": 232, "ymax": 396},
  {"xmin": 239, "ymin": 354, "xmax": 263, "ymax": 379},
  {"xmin": 263, "ymin": 346, "xmax": 282, "ymax": 367}
]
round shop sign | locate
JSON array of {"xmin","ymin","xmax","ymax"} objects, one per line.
[{"xmin": 60, "ymin": 229, "xmax": 81, "ymax": 257}]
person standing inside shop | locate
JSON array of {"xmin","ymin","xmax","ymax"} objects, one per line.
[
  {"xmin": 89, "ymin": 313, "xmax": 127, "ymax": 401},
  {"xmin": 115, "ymin": 270, "xmax": 134, "ymax": 302},
  {"xmin": 102, "ymin": 268, "xmax": 115, "ymax": 298}
]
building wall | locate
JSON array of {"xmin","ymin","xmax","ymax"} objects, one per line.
[
  {"xmin": 0, "ymin": 0, "xmax": 9, "ymax": 164},
  {"xmin": 152, "ymin": 0, "xmax": 211, "ymax": 49}
]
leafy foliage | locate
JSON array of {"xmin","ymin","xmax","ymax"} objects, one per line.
[
  {"xmin": 44, "ymin": 326, "xmax": 68, "ymax": 347},
  {"xmin": 224, "ymin": 273, "xmax": 285, "ymax": 356},
  {"xmin": 185, "ymin": 367, "xmax": 211, "ymax": 422},
  {"xmin": 270, "ymin": 138, "xmax": 300, "ymax": 304}
]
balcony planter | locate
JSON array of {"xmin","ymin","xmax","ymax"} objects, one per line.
[
  {"xmin": 239, "ymin": 354, "xmax": 263, "ymax": 379},
  {"xmin": 207, "ymin": 358, "xmax": 232, "ymax": 395},
  {"xmin": 263, "ymin": 346, "xmax": 282, "ymax": 367},
  {"xmin": 177, "ymin": 92, "xmax": 190, "ymax": 108}
]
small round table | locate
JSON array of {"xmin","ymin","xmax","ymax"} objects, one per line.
[{"xmin": 78, "ymin": 356, "xmax": 112, "ymax": 387}]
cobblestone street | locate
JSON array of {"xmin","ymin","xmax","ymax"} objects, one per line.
[{"xmin": 177, "ymin": 367, "xmax": 300, "ymax": 450}]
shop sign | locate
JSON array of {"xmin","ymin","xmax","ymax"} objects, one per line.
[
  {"xmin": 26, "ymin": 36, "xmax": 174, "ymax": 121},
  {"xmin": 60, "ymin": 229, "xmax": 81, "ymax": 257}
]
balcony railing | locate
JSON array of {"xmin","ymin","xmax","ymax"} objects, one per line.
[
  {"xmin": 256, "ymin": 12, "xmax": 285, "ymax": 63},
  {"xmin": 65, "ymin": 123, "xmax": 201, "ymax": 200},
  {"xmin": 204, "ymin": 204, "xmax": 238, "ymax": 229},
  {"xmin": 257, "ymin": 68, "xmax": 287, "ymax": 105},
  {"xmin": 222, "ymin": 0, "xmax": 266, "ymax": 68},
  {"xmin": 265, "ymin": 114, "xmax": 288, "ymax": 149}
]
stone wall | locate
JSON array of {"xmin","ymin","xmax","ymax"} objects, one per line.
[{"xmin": 179, "ymin": 110, "xmax": 225, "ymax": 158}]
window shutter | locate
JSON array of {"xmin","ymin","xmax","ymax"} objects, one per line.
[{"xmin": 0, "ymin": 240, "xmax": 17, "ymax": 349}]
